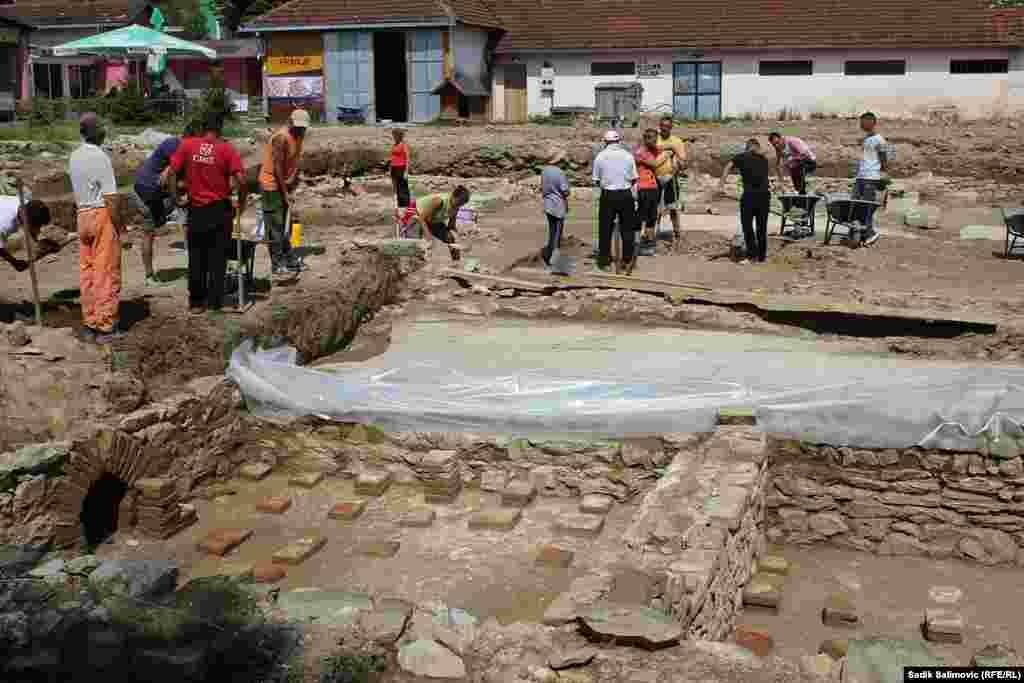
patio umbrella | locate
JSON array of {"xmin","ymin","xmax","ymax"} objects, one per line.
[{"xmin": 51, "ymin": 24, "xmax": 217, "ymax": 60}]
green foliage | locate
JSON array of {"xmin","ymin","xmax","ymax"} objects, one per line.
[
  {"xmin": 106, "ymin": 82, "xmax": 159, "ymax": 125},
  {"xmin": 189, "ymin": 76, "xmax": 236, "ymax": 133},
  {"xmin": 319, "ymin": 653, "xmax": 387, "ymax": 683},
  {"xmin": 26, "ymin": 97, "xmax": 68, "ymax": 127}
]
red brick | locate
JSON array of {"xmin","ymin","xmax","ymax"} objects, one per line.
[
  {"xmin": 197, "ymin": 529, "xmax": 253, "ymax": 557},
  {"xmin": 328, "ymin": 500, "xmax": 366, "ymax": 521},
  {"xmin": 256, "ymin": 496, "xmax": 292, "ymax": 514},
  {"xmin": 735, "ymin": 625, "xmax": 773, "ymax": 657},
  {"xmin": 536, "ymin": 545, "xmax": 574, "ymax": 568}
]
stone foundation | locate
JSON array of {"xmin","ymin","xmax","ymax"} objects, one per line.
[
  {"xmin": 542, "ymin": 424, "xmax": 770, "ymax": 643},
  {"xmin": 765, "ymin": 438, "xmax": 1024, "ymax": 566}
]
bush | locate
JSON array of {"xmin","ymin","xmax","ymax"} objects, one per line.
[
  {"xmin": 106, "ymin": 82, "xmax": 159, "ymax": 125},
  {"xmin": 319, "ymin": 653, "xmax": 387, "ymax": 683},
  {"xmin": 26, "ymin": 97, "xmax": 68, "ymax": 127}
]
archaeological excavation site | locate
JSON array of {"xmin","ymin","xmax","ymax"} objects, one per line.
[{"xmin": 3, "ymin": 119, "xmax": 1024, "ymax": 683}]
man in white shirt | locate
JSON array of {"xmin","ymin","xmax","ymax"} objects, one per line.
[
  {"xmin": 0, "ymin": 192, "xmax": 51, "ymax": 272},
  {"xmin": 592, "ymin": 130, "xmax": 639, "ymax": 274},
  {"xmin": 69, "ymin": 113, "xmax": 125, "ymax": 344},
  {"xmin": 853, "ymin": 111, "xmax": 886, "ymax": 246}
]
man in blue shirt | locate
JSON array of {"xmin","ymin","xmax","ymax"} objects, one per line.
[{"xmin": 130, "ymin": 125, "xmax": 193, "ymax": 286}]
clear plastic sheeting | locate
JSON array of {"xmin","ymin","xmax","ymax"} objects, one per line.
[{"xmin": 226, "ymin": 322, "xmax": 1024, "ymax": 449}]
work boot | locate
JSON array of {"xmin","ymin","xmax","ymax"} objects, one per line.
[{"xmin": 76, "ymin": 326, "xmax": 97, "ymax": 343}]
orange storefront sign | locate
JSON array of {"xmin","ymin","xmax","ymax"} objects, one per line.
[{"xmin": 265, "ymin": 55, "xmax": 323, "ymax": 75}]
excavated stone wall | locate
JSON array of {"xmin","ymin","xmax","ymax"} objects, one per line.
[{"xmin": 765, "ymin": 437, "xmax": 1024, "ymax": 566}]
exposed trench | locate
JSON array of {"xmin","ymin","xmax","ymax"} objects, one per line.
[{"xmin": 444, "ymin": 273, "xmax": 997, "ymax": 340}]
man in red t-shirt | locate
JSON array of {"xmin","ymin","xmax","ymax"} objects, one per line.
[
  {"xmin": 169, "ymin": 111, "xmax": 247, "ymax": 314},
  {"xmin": 389, "ymin": 128, "xmax": 410, "ymax": 208}
]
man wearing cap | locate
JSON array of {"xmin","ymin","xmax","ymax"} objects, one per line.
[
  {"xmin": 592, "ymin": 130, "xmax": 638, "ymax": 274},
  {"xmin": 258, "ymin": 109, "xmax": 310, "ymax": 275},
  {"xmin": 69, "ymin": 113, "xmax": 125, "ymax": 344}
]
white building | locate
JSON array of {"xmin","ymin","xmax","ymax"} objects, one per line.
[{"xmin": 490, "ymin": 2, "xmax": 1024, "ymax": 121}]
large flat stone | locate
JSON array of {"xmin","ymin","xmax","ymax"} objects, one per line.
[
  {"xmin": 197, "ymin": 529, "xmax": 253, "ymax": 557},
  {"xmin": 289, "ymin": 471, "xmax": 324, "ymax": 488},
  {"xmin": 469, "ymin": 508, "xmax": 522, "ymax": 531},
  {"xmin": 355, "ymin": 470, "xmax": 392, "ymax": 496},
  {"xmin": 398, "ymin": 639, "xmax": 466, "ymax": 679},
  {"xmin": 361, "ymin": 599, "xmax": 413, "ymax": 645},
  {"xmin": 480, "ymin": 469, "xmax": 508, "ymax": 492},
  {"xmin": 89, "ymin": 560, "xmax": 178, "ymax": 600},
  {"xmin": 578, "ymin": 605, "xmax": 683, "ymax": 650},
  {"xmin": 276, "ymin": 589, "xmax": 373, "ymax": 625},
  {"xmin": 580, "ymin": 494, "xmax": 614, "ymax": 515},
  {"xmin": 398, "ymin": 508, "xmax": 436, "ymax": 528},
  {"xmin": 328, "ymin": 500, "xmax": 367, "ymax": 521},
  {"xmin": 238, "ymin": 463, "xmax": 272, "ymax": 481},
  {"xmin": 844, "ymin": 638, "xmax": 946, "ymax": 682},
  {"xmin": 554, "ymin": 513, "xmax": 605, "ymax": 538},
  {"xmin": 272, "ymin": 536, "xmax": 326, "ymax": 565},
  {"xmin": 501, "ymin": 480, "xmax": 536, "ymax": 507},
  {"xmin": 549, "ymin": 647, "xmax": 597, "ymax": 670}
]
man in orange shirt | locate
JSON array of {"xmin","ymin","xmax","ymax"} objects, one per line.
[
  {"xmin": 259, "ymin": 109, "xmax": 309, "ymax": 275},
  {"xmin": 389, "ymin": 128, "xmax": 411, "ymax": 208}
]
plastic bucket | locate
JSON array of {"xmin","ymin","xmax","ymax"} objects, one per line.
[{"xmin": 290, "ymin": 222, "xmax": 303, "ymax": 248}]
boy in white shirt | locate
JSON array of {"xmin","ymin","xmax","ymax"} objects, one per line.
[{"xmin": 854, "ymin": 111, "xmax": 887, "ymax": 246}]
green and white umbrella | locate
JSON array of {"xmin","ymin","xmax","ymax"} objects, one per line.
[{"xmin": 51, "ymin": 24, "xmax": 217, "ymax": 60}]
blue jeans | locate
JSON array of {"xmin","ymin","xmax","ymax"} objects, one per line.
[{"xmin": 853, "ymin": 178, "xmax": 880, "ymax": 230}]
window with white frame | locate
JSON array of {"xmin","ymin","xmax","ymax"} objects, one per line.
[
  {"xmin": 759, "ymin": 61, "xmax": 813, "ymax": 76},
  {"xmin": 844, "ymin": 60, "xmax": 906, "ymax": 76},
  {"xmin": 950, "ymin": 59, "xmax": 1008, "ymax": 75}
]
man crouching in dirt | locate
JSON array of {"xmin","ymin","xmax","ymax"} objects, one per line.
[
  {"xmin": 0, "ymin": 192, "xmax": 52, "ymax": 273},
  {"xmin": 414, "ymin": 186, "xmax": 470, "ymax": 262}
]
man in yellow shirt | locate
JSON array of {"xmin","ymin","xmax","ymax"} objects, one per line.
[{"xmin": 654, "ymin": 115, "xmax": 687, "ymax": 249}]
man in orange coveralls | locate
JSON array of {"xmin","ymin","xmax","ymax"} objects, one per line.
[{"xmin": 68, "ymin": 113, "xmax": 125, "ymax": 344}]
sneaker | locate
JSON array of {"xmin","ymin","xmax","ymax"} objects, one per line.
[
  {"xmin": 738, "ymin": 259, "xmax": 751, "ymax": 265},
  {"xmin": 271, "ymin": 264, "xmax": 290, "ymax": 276},
  {"xmin": 144, "ymin": 275, "xmax": 173, "ymax": 288},
  {"xmin": 94, "ymin": 328, "xmax": 127, "ymax": 344},
  {"xmin": 76, "ymin": 326, "xmax": 97, "ymax": 343},
  {"xmin": 189, "ymin": 304, "xmax": 206, "ymax": 315},
  {"xmin": 862, "ymin": 228, "xmax": 880, "ymax": 246}
]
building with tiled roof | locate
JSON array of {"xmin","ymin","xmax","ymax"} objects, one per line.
[
  {"xmin": 240, "ymin": 0, "xmax": 504, "ymax": 123},
  {"xmin": 240, "ymin": 0, "xmax": 1023, "ymax": 122}
]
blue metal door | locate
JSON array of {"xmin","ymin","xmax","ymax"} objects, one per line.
[
  {"xmin": 408, "ymin": 29, "xmax": 443, "ymax": 122},
  {"xmin": 325, "ymin": 31, "xmax": 371, "ymax": 122}
]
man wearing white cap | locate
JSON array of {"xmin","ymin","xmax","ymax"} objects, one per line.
[
  {"xmin": 591, "ymin": 130, "xmax": 638, "ymax": 273},
  {"xmin": 259, "ymin": 109, "xmax": 310, "ymax": 275}
]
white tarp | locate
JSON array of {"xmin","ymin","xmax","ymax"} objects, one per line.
[{"xmin": 227, "ymin": 325, "xmax": 1024, "ymax": 449}]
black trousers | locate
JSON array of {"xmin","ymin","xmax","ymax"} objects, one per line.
[
  {"xmin": 391, "ymin": 167, "xmax": 410, "ymax": 208},
  {"xmin": 543, "ymin": 213, "xmax": 564, "ymax": 265},
  {"xmin": 188, "ymin": 200, "xmax": 231, "ymax": 310},
  {"xmin": 598, "ymin": 189, "xmax": 637, "ymax": 268},
  {"xmin": 740, "ymin": 191, "xmax": 770, "ymax": 262}
]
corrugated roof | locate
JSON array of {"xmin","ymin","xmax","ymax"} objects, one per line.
[
  {"xmin": 493, "ymin": 0, "xmax": 1024, "ymax": 51},
  {"xmin": 0, "ymin": 0, "xmax": 148, "ymax": 28},
  {"xmin": 243, "ymin": 0, "xmax": 502, "ymax": 29}
]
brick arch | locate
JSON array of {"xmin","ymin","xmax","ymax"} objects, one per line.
[{"xmin": 53, "ymin": 429, "xmax": 183, "ymax": 548}]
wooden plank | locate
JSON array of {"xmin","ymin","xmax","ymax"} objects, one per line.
[
  {"xmin": 515, "ymin": 267, "xmax": 713, "ymax": 292},
  {"xmin": 440, "ymin": 268, "xmax": 552, "ymax": 292}
]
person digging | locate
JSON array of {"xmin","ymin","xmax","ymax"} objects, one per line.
[
  {"xmin": 414, "ymin": 186, "xmax": 471, "ymax": 262},
  {"xmin": 0, "ymin": 190, "xmax": 52, "ymax": 273}
]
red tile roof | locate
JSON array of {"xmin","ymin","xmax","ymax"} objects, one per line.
[
  {"xmin": 244, "ymin": 0, "xmax": 502, "ymax": 29},
  {"xmin": 493, "ymin": 0, "xmax": 1024, "ymax": 51},
  {"xmin": 0, "ymin": 0, "xmax": 148, "ymax": 27}
]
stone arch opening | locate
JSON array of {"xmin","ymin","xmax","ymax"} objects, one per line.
[{"xmin": 80, "ymin": 472, "xmax": 128, "ymax": 547}]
